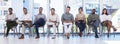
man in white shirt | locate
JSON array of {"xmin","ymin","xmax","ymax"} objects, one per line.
[
  {"xmin": 19, "ymin": 7, "xmax": 32, "ymax": 39},
  {"xmin": 47, "ymin": 8, "xmax": 59, "ymax": 39},
  {"xmin": 5, "ymin": 8, "xmax": 18, "ymax": 37}
]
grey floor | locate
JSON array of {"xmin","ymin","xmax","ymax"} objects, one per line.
[{"xmin": 0, "ymin": 34, "xmax": 120, "ymax": 44}]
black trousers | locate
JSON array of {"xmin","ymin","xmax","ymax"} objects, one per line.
[
  {"xmin": 76, "ymin": 20, "xmax": 86, "ymax": 32},
  {"xmin": 6, "ymin": 21, "xmax": 17, "ymax": 36},
  {"xmin": 34, "ymin": 18, "xmax": 45, "ymax": 37}
]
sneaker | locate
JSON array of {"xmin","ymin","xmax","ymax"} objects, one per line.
[
  {"xmin": 113, "ymin": 28, "xmax": 117, "ymax": 31},
  {"xmin": 112, "ymin": 26, "xmax": 117, "ymax": 31},
  {"xmin": 107, "ymin": 34, "xmax": 109, "ymax": 38},
  {"xmin": 19, "ymin": 34, "xmax": 24, "ymax": 39},
  {"xmin": 35, "ymin": 36, "xmax": 40, "ymax": 39},
  {"xmin": 67, "ymin": 36, "xmax": 70, "ymax": 39},
  {"xmin": 87, "ymin": 33, "xmax": 90, "ymax": 34},
  {"xmin": 4, "ymin": 33, "xmax": 8, "ymax": 37},
  {"xmin": 52, "ymin": 37, "xmax": 56, "ymax": 39},
  {"xmin": 95, "ymin": 35, "xmax": 99, "ymax": 38},
  {"xmin": 79, "ymin": 32, "xmax": 82, "ymax": 37},
  {"xmin": 11, "ymin": 29, "xmax": 14, "ymax": 31}
]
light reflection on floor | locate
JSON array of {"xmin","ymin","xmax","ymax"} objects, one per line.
[{"xmin": 0, "ymin": 34, "xmax": 120, "ymax": 44}]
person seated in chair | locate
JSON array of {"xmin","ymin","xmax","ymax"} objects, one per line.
[
  {"xmin": 75, "ymin": 7, "xmax": 86, "ymax": 37},
  {"xmin": 5, "ymin": 8, "xmax": 18, "ymax": 37},
  {"xmin": 61, "ymin": 6, "xmax": 74, "ymax": 39},
  {"xmin": 47, "ymin": 8, "xmax": 59, "ymax": 39},
  {"xmin": 19, "ymin": 7, "xmax": 32, "ymax": 39},
  {"xmin": 88, "ymin": 9, "xmax": 100, "ymax": 38},
  {"xmin": 100, "ymin": 8, "xmax": 117, "ymax": 37},
  {"xmin": 33, "ymin": 7, "xmax": 46, "ymax": 39}
]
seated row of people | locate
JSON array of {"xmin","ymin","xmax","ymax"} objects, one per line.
[{"xmin": 5, "ymin": 6, "xmax": 117, "ymax": 39}]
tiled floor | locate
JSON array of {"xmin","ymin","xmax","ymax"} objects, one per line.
[{"xmin": 0, "ymin": 34, "xmax": 120, "ymax": 44}]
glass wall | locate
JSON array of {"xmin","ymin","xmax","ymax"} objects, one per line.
[
  {"xmin": 0, "ymin": 0, "xmax": 11, "ymax": 33},
  {"xmin": 85, "ymin": 0, "xmax": 100, "ymax": 15},
  {"xmin": 0, "ymin": 0, "xmax": 23, "ymax": 33}
]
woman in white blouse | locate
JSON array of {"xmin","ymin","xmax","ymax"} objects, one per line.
[
  {"xmin": 100, "ymin": 8, "xmax": 117, "ymax": 37},
  {"xmin": 5, "ymin": 8, "xmax": 17, "ymax": 37}
]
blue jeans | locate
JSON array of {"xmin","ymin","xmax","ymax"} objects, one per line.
[
  {"xmin": 77, "ymin": 20, "xmax": 86, "ymax": 32},
  {"xmin": 91, "ymin": 20, "xmax": 99, "ymax": 37},
  {"xmin": 34, "ymin": 18, "xmax": 45, "ymax": 37}
]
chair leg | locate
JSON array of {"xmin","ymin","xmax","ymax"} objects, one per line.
[
  {"xmin": 13, "ymin": 27, "xmax": 17, "ymax": 37},
  {"xmin": 72, "ymin": 27, "xmax": 74, "ymax": 37},
  {"xmin": 43, "ymin": 27, "xmax": 45, "ymax": 37},
  {"xmin": 19, "ymin": 26, "xmax": 21, "ymax": 35},
  {"xmin": 57, "ymin": 27, "xmax": 59, "ymax": 37},
  {"xmin": 113, "ymin": 31, "xmax": 116, "ymax": 38},
  {"xmin": 31, "ymin": 27, "xmax": 35, "ymax": 37},
  {"xmin": 4, "ymin": 26, "xmax": 6, "ymax": 37},
  {"xmin": 75, "ymin": 26, "xmax": 78, "ymax": 36},
  {"xmin": 13, "ymin": 28, "xmax": 15, "ymax": 37},
  {"xmin": 47, "ymin": 28, "xmax": 51, "ymax": 37},
  {"xmin": 85, "ymin": 28, "xmax": 87, "ymax": 36},
  {"xmin": 63, "ymin": 26, "xmax": 64, "ymax": 36},
  {"xmin": 71, "ymin": 29, "xmax": 73, "ymax": 37},
  {"xmin": 29, "ymin": 28, "xmax": 32, "ymax": 38},
  {"xmin": 15, "ymin": 27, "xmax": 18, "ymax": 37}
]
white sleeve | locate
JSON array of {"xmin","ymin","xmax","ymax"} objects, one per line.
[
  {"xmin": 23, "ymin": 14, "xmax": 32, "ymax": 21},
  {"xmin": 108, "ymin": 15, "xmax": 112, "ymax": 21},
  {"xmin": 100, "ymin": 15, "xmax": 103, "ymax": 22},
  {"xmin": 13, "ymin": 13, "xmax": 16, "ymax": 20},
  {"xmin": 56, "ymin": 14, "xmax": 59, "ymax": 22},
  {"xmin": 27, "ymin": 14, "xmax": 32, "ymax": 21}
]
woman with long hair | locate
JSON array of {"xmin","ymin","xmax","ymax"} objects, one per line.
[{"xmin": 100, "ymin": 8, "xmax": 117, "ymax": 37}]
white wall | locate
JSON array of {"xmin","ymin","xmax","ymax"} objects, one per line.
[
  {"xmin": 50, "ymin": 0, "xmax": 64, "ymax": 33},
  {"xmin": 11, "ymin": 0, "xmax": 23, "ymax": 19}
]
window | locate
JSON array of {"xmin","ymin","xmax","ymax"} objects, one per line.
[
  {"xmin": 23, "ymin": 0, "xmax": 25, "ymax": 3},
  {"xmin": 3, "ymin": 10, "xmax": 8, "ymax": 15},
  {"xmin": 3, "ymin": 0, "xmax": 8, "ymax": 1}
]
